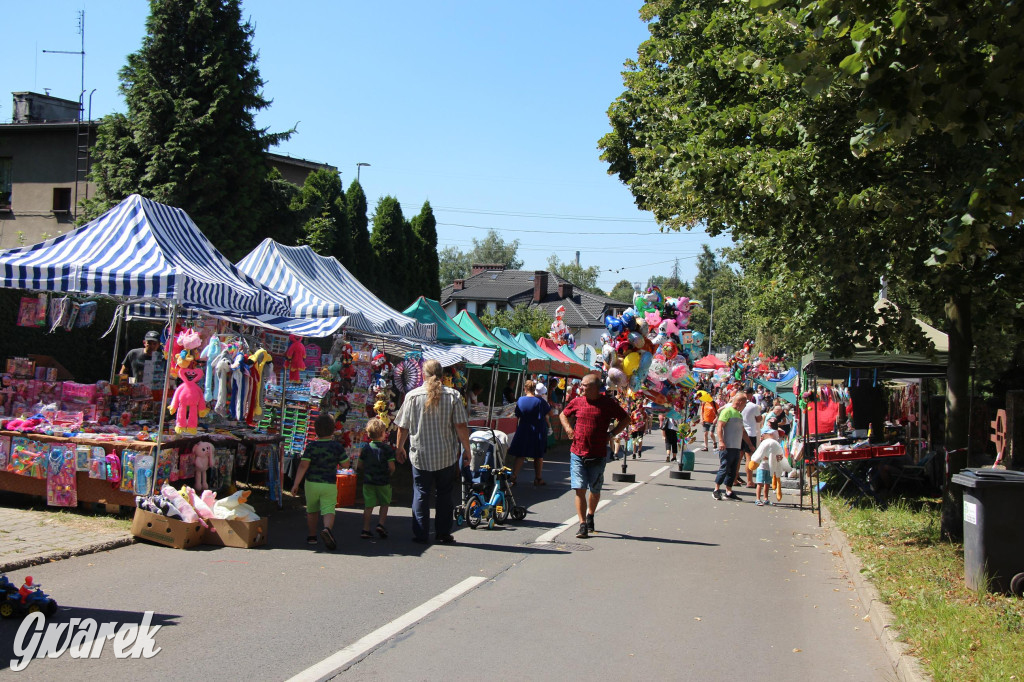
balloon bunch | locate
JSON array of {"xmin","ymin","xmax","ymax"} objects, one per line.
[{"xmin": 549, "ymin": 305, "xmax": 568, "ymax": 345}]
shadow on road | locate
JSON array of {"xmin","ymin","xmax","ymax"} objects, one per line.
[{"xmin": 589, "ymin": 532, "xmax": 718, "ymax": 547}]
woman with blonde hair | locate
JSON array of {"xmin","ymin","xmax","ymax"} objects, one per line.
[{"xmin": 395, "ymin": 359, "xmax": 473, "ymax": 544}]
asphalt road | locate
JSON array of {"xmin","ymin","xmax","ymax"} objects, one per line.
[{"xmin": 0, "ymin": 434, "xmax": 895, "ymax": 681}]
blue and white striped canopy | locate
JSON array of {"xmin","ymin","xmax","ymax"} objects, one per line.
[
  {"xmin": 0, "ymin": 194, "xmax": 291, "ymax": 318},
  {"xmin": 236, "ymin": 239, "xmax": 435, "ymax": 341}
]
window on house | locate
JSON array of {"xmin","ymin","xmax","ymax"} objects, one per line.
[
  {"xmin": 0, "ymin": 158, "xmax": 11, "ymax": 209},
  {"xmin": 52, "ymin": 187, "xmax": 72, "ymax": 213},
  {"xmin": 456, "ymin": 300, "xmax": 467, "ymax": 313}
]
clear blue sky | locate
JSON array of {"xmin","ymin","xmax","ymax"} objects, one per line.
[{"xmin": 3, "ymin": 1, "xmax": 733, "ymax": 294}]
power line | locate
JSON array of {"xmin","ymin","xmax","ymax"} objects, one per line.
[
  {"xmin": 436, "ymin": 221, "xmax": 700, "ymax": 236},
  {"xmin": 428, "ymin": 206, "xmax": 656, "ymax": 223}
]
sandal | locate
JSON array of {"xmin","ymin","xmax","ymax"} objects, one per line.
[
  {"xmin": 376, "ymin": 524, "xmax": 388, "ymax": 539},
  {"xmin": 534, "ymin": 478, "xmax": 547, "ymax": 486},
  {"xmin": 306, "ymin": 535, "xmax": 318, "ymax": 545},
  {"xmin": 360, "ymin": 530, "xmax": 373, "ymax": 539}
]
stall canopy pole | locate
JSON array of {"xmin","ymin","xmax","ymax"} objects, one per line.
[
  {"xmin": 108, "ymin": 304, "xmax": 125, "ymax": 384},
  {"xmin": 151, "ymin": 300, "xmax": 179, "ymax": 495},
  {"xmin": 485, "ymin": 362, "xmax": 499, "ymax": 428}
]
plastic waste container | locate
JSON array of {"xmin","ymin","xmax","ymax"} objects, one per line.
[
  {"xmin": 951, "ymin": 468, "xmax": 1024, "ymax": 595},
  {"xmin": 336, "ymin": 472, "xmax": 357, "ymax": 508},
  {"xmin": 680, "ymin": 451, "xmax": 695, "ymax": 472}
]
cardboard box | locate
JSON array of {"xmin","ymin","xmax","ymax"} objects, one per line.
[
  {"xmin": 203, "ymin": 517, "xmax": 268, "ymax": 548},
  {"xmin": 131, "ymin": 508, "xmax": 205, "ymax": 549}
]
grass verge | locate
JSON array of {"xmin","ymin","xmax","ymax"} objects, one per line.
[{"xmin": 824, "ymin": 495, "xmax": 1024, "ymax": 681}]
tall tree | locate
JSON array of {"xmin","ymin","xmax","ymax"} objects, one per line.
[
  {"xmin": 369, "ymin": 196, "xmax": 407, "ymax": 308},
  {"xmin": 546, "ymin": 254, "xmax": 603, "ymax": 294},
  {"xmin": 411, "ymin": 201, "xmax": 441, "ymax": 300},
  {"xmin": 83, "ymin": 0, "xmax": 290, "ymax": 259},
  {"xmin": 291, "ymin": 168, "xmax": 350, "ymax": 262},
  {"xmin": 480, "ymin": 304, "xmax": 553, "ymax": 341},
  {"xmin": 346, "ymin": 179, "xmax": 371, "ymax": 283},
  {"xmin": 599, "ymin": 0, "xmax": 1024, "ymax": 458},
  {"xmin": 469, "ymin": 230, "xmax": 524, "ymax": 270}
]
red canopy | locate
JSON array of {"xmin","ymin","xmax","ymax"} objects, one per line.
[
  {"xmin": 537, "ymin": 338, "xmax": 589, "ymax": 378},
  {"xmin": 694, "ymin": 355, "xmax": 727, "ymax": 370}
]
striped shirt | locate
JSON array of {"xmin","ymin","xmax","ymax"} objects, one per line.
[{"xmin": 394, "ymin": 383, "xmax": 468, "ymax": 472}]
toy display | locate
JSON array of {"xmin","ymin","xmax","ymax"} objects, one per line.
[
  {"xmin": 46, "ymin": 443, "xmax": 78, "ymax": 507},
  {"xmin": 284, "ymin": 335, "xmax": 306, "ymax": 382},
  {"xmin": 168, "ymin": 366, "xmax": 208, "ymax": 434}
]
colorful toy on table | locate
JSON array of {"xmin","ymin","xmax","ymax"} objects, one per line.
[
  {"xmin": 46, "ymin": 444, "xmax": 77, "ymax": 507},
  {"xmin": 192, "ymin": 440, "xmax": 214, "ymax": 491},
  {"xmin": 284, "ymin": 334, "xmax": 306, "ymax": 382},
  {"xmin": 119, "ymin": 450, "xmax": 137, "ymax": 493},
  {"xmin": 134, "ymin": 454, "xmax": 155, "ymax": 496},
  {"xmin": 167, "ymin": 366, "xmax": 208, "ymax": 435},
  {"xmin": 9, "ymin": 438, "xmax": 47, "ymax": 478}
]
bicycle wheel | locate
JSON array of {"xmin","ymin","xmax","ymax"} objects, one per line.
[
  {"xmin": 494, "ymin": 491, "xmax": 510, "ymax": 524},
  {"xmin": 465, "ymin": 495, "xmax": 484, "ymax": 529}
]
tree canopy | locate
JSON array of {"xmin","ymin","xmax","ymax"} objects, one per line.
[
  {"xmin": 436, "ymin": 230, "xmax": 524, "ymax": 286},
  {"xmin": 546, "ymin": 255, "xmax": 603, "ymax": 295},
  {"xmin": 479, "ymin": 304, "xmax": 553, "ymax": 342},
  {"xmin": 368, "ymin": 196, "xmax": 408, "ymax": 308},
  {"xmin": 84, "ymin": 0, "xmax": 290, "ymax": 260},
  {"xmin": 608, "ymin": 279, "xmax": 636, "ymax": 304},
  {"xmin": 411, "ymin": 201, "xmax": 441, "ymax": 300},
  {"xmin": 292, "ymin": 168, "xmax": 350, "ymax": 263},
  {"xmin": 599, "ymin": 0, "xmax": 1024, "ymax": 450}
]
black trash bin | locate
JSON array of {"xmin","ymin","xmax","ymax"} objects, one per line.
[{"xmin": 951, "ymin": 468, "xmax": 1024, "ymax": 595}]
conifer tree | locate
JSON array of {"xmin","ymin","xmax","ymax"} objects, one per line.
[
  {"xmin": 369, "ymin": 196, "xmax": 407, "ymax": 307},
  {"xmin": 411, "ymin": 201, "xmax": 441, "ymax": 300},
  {"xmin": 292, "ymin": 168, "xmax": 350, "ymax": 262},
  {"xmin": 84, "ymin": 0, "xmax": 290, "ymax": 260},
  {"xmin": 346, "ymin": 180, "xmax": 372, "ymax": 283}
]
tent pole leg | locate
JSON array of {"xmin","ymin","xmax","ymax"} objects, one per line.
[
  {"xmin": 108, "ymin": 304, "xmax": 125, "ymax": 384},
  {"xmin": 485, "ymin": 365, "xmax": 499, "ymax": 428},
  {"xmin": 151, "ymin": 302, "xmax": 178, "ymax": 495}
]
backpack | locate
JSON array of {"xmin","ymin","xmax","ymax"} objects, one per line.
[{"xmin": 105, "ymin": 453, "xmax": 122, "ymax": 486}]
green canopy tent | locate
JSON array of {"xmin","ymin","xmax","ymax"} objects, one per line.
[
  {"xmin": 561, "ymin": 345, "xmax": 597, "ymax": 371},
  {"xmin": 753, "ymin": 373, "xmax": 797, "ymax": 405},
  {"xmin": 514, "ymin": 332, "xmax": 578, "ymax": 377},
  {"xmin": 403, "ymin": 296, "xmax": 479, "ymax": 346},
  {"xmin": 491, "ymin": 327, "xmax": 552, "ymax": 374},
  {"xmin": 453, "ymin": 311, "xmax": 528, "ymax": 425}
]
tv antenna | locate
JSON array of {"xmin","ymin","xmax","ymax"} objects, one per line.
[{"xmin": 43, "ymin": 10, "xmax": 86, "ymax": 105}]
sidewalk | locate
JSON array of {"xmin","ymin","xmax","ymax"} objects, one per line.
[{"xmin": 0, "ymin": 505, "xmax": 133, "ymax": 573}]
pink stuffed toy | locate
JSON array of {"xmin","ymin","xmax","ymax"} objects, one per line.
[
  {"xmin": 192, "ymin": 440, "xmax": 214, "ymax": 492},
  {"xmin": 168, "ymin": 366, "xmax": 208, "ymax": 435},
  {"xmin": 284, "ymin": 335, "xmax": 306, "ymax": 382}
]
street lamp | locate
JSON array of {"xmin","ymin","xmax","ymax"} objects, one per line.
[{"xmin": 356, "ymin": 162, "xmax": 370, "ymax": 183}]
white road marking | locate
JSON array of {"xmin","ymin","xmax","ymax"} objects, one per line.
[
  {"xmin": 650, "ymin": 465, "xmax": 670, "ymax": 477},
  {"xmin": 534, "ymin": 499, "xmax": 610, "ymax": 543},
  {"xmin": 285, "ymin": 576, "xmax": 487, "ymax": 682},
  {"xmin": 614, "ymin": 481, "xmax": 643, "ymax": 496}
]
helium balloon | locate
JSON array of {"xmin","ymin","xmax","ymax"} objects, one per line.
[
  {"xmin": 638, "ymin": 351, "xmax": 653, "ymax": 378},
  {"xmin": 669, "ymin": 363, "xmax": 689, "ymax": 385},
  {"xmin": 648, "ymin": 358, "xmax": 670, "ymax": 381},
  {"xmin": 621, "ymin": 310, "xmax": 637, "ymax": 331},
  {"xmin": 679, "ymin": 373, "xmax": 697, "ymax": 390},
  {"xmin": 696, "ymin": 390, "xmax": 713, "ymax": 403},
  {"xmin": 661, "ymin": 342, "xmax": 678, "ymax": 361},
  {"xmin": 691, "ymin": 330, "xmax": 705, "ymax": 346},
  {"xmin": 622, "ymin": 351, "xmax": 640, "ymax": 376},
  {"xmin": 628, "ymin": 331, "xmax": 644, "ymax": 349},
  {"xmin": 607, "ymin": 367, "xmax": 628, "ymax": 388}
]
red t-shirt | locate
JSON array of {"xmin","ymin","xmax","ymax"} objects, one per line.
[{"xmin": 563, "ymin": 395, "xmax": 629, "ymax": 459}]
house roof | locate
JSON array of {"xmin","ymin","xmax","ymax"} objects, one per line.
[{"xmin": 440, "ymin": 269, "xmax": 629, "ymax": 329}]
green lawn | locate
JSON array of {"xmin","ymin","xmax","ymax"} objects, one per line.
[{"xmin": 825, "ymin": 496, "xmax": 1024, "ymax": 681}]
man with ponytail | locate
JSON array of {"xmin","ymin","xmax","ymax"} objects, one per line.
[{"xmin": 395, "ymin": 359, "xmax": 472, "ymax": 544}]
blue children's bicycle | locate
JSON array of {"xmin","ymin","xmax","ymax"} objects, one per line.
[{"xmin": 459, "ymin": 465, "xmax": 526, "ymax": 529}]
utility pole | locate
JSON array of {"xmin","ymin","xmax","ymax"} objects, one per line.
[{"xmin": 707, "ymin": 289, "xmax": 714, "ymax": 356}]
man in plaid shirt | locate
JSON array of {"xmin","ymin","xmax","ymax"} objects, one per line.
[
  {"xmin": 396, "ymin": 359, "xmax": 472, "ymax": 545},
  {"xmin": 560, "ymin": 372, "xmax": 629, "ymax": 538}
]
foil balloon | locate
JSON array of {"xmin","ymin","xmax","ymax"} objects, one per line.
[
  {"xmin": 638, "ymin": 351, "xmax": 653, "ymax": 378},
  {"xmin": 621, "ymin": 310, "xmax": 637, "ymax": 331},
  {"xmin": 629, "ymin": 370, "xmax": 643, "ymax": 391},
  {"xmin": 605, "ymin": 315, "xmax": 624, "ymax": 336},
  {"xmin": 679, "ymin": 373, "xmax": 697, "ymax": 390},
  {"xmin": 628, "ymin": 331, "xmax": 644, "ymax": 349},
  {"xmin": 622, "ymin": 351, "xmax": 641, "ymax": 376},
  {"xmin": 607, "ymin": 367, "xmax": 628, "ymax": 388},
  {"xmin": 648, "ymin": 357, "xmax": 670, "ymax": 381},
  {"xmin": 691, "ymin": 330, "xmax": 705, "ymax": 346},
  {"xmin": 661, "ymin": 342, "xmax": 678, "ymax": 361},
  {"xmin": 669, "ymin": 362, "xmax": 689, "ymax": 385},
  {"xmin": 695, "ymin": 389, "xmax": 713, "ymax": 403}
]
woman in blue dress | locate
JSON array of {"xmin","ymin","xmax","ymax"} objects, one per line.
[{"xmin": 509, "ymin": 379, "xmax": 552, "ymax": 486}]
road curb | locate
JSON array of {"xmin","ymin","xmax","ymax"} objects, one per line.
[
  {"xmin": 0, "ymin": 535, "xmax": 135, "ymax": 573},
  {"xmin": 820, "ymin": 504, "xmax": 931, "ymax": 682}
]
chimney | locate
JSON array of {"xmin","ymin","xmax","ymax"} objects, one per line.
[
  {"xmin": 471, "ymin": 263, "xmax": 506, "ymax": 276},
  {"xmin": 453, "ymin": 279, "xmax": 465, "ymax": 291},
  {"xmin": 558, "ymin": 281, "xmax": 574, "ymax": 299},
  {"xmin": 533, "ymin": 271, "xmax": 548, "ymax": 303}
]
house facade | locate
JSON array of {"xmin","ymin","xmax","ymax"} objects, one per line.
[
  {"xmin": 440, "ymin": 264, "xmax": 629, "ymax": 348},
  {"xmin": 0, "ymin": 91, "xmax": 335, "ymax": 249}
]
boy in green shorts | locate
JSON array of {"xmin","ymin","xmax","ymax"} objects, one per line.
[
  {"xmin": 291, "ymin": 413, "xmax": 348, "ymax": 550},
  {"xmin": 358, "ymin": 418, "xmax": 396, "ymax": 539}
]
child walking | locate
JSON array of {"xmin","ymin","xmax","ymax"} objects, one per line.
[
  {"xmin": 358, "ymin": 418, "xmax": 396, "ymax": 539},
  {"xmin": 291, "ymin": 413, "xmax": 348, "ymax": 549},
  {"xmin": 750, "ymin": 426, "xmax": 785, "ymax": 506}
]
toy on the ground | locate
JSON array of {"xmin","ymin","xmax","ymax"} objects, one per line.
[
  {"xmin": 192, "ymin": 440, "xmax": 214, "ymax": 491},
  {"xmin": 0, "ymin": 575, "xmax": 58, "ymax": 618},
  {"xmin": 168, "ymin": 366, "xmax": 208, "ymax": 435}
]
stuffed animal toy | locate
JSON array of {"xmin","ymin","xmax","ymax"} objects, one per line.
[
  {"xmin": 192, "ymin": 440, "xmax": 214, "ymax": 491},
  {"xmin": 284, "ymin": 335, "xmax": 306, "ymax": 382},
  {"xmin": 160, "ymin": 483, "xmax": 199, "ymax": 523},
  {"xmin": 168, "ymin": 366, "xmax": 208, "ymax": 435},
  {"xmin": 185, "ymin": 486, "xmax": 216, "ymax": 524},
  {"xmin": 199, "ymin": 335, "xmax": 223, "ymax": 402},
  {"xmin": 213, "ymin": 490, "xmax": 260, "ymax": 521}
]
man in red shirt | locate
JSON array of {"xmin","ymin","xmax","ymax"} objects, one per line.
[{"xmin": 560, "ymin": 372, "xmax": 630, "ymax": 538}]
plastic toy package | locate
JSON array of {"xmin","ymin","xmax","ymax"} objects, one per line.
[
  {"xmin": 9, "ymin": 437, "xmax": 47, "ymax": 478},
  {"xmin": 46, "ymin": 444, "xmax": 77, "ymax": 507}
]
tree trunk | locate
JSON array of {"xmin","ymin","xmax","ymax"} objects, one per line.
[{"xmin": 941, "ymin": 292, "xmax": 973, "ymax": 541}]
